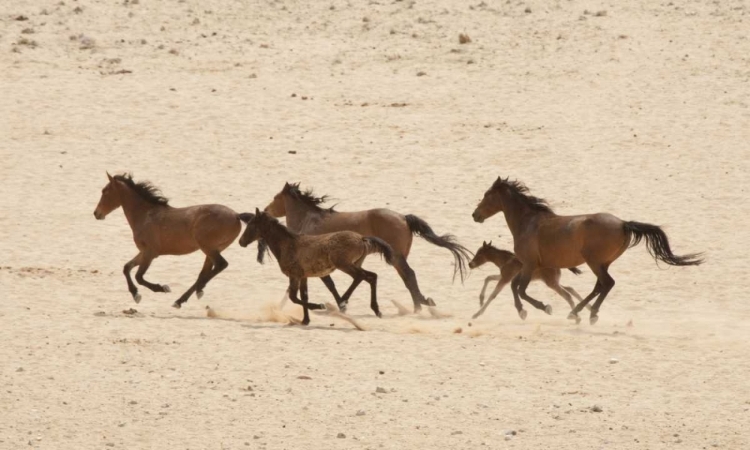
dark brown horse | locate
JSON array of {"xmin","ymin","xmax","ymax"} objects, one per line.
[
  {"xmin": 239, "ymin": 209, "xmax": 395, "ymax": 324},
  {"xmin": 94, "ymin": 173, "xmax": 250, "ymax": 308},
  {"xmin": 468, "ymin": 241, "xmax": 585, "ymax": 320},
  {"xmin": 472, "ymin": 177, "xmax": 703, "ymax": 324},
  {"xmin": 263, "ymin": 182, "xmax": 472, "ymax": 313}
]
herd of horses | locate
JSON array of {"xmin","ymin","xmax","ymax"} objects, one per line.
[{"xmin": 94, "ymin": 172, "xmax": 703, "ymax": 326}]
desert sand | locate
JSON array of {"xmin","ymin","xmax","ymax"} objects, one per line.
[{"xmin": 1, "ymin": 0, "xmax": 749, "ymax": 448}]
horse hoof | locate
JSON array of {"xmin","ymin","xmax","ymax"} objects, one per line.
[
  {"xmin": 590, "ymin": 315, "xmax": 599, "ymax": 325},
  {"xmin": 375, "ymin": 312, "xmax": 383, "ymax": 318},
  {"xmin": 575, "ymin": 315, "xmax": 582, "ymax": 324},
  {"xmin": 427, "ymin": 298, "xmax": 436, "ymax": 307},
  {"xmin": 544, "ymin": 304, "xmax": 553, "ymax": 315},
  {"xmin": 172, "ymin": 301, "xmax": 181, "ymax": 309},
  {"xmin": 196, "ymin": 290, "xmax": 204, "ymax": 300},
  {"xmin": 133, "ymin": 293, "xmax": 142, "ymax": 304},
  {"xmin": 162, "ymin": 285, "xmax": 171, "ymax": 293},
  {"xmin": 567, "ymin": 312, "xmax": 578, "ymax": 321},
  {"xmin": 519, "ymin": 309, "xmax": 528, "ymax": 320}
]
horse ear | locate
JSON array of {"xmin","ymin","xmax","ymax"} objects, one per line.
[
  {"xmin": 255, "ymin": 207, "xmax": 260, "ymax": 215},
  {"xmin": 488, "ymin": 240, "xmax": 492, "ymax": 246},
  {"xmin": 482, "ymin": 240, "xmax": 487, "ymax": 246},
  {"xmin": 106, "ymin": 171, "xmax": 113, "ymax": 181}
]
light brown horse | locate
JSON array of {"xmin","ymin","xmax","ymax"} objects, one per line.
[
  {"xmin": 468, "ymin": 241, "xmax": 586, "ymax": 320},
  {"xmin": 238, "ymin": 209, "xmax": 395, "ymax": 324},
  {"xmin": 472, "ymin": 177, "xmax": 704, "ymax": 324},
  {"xmin": 264, "ymin": 182, "xmax": 472, "ymax": 313},
  {"xmin": 94, "ymin": 173, "xmax": 251, "ymax": 308}
]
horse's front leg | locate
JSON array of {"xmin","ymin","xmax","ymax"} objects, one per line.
[
  {"xmin": 123, "ymin": 253, "xmax": 143, "ymax": 303},
  {"xmin": 479, "ymin": 275, "xmax": 501, "ymax": 306},
  {"xmin": 134, "ymin": 254, "xmax": 170, "ymax": 294},
  {"xmin": 516, "ymin": 266, "xmax": 553, "ymax": 316}
]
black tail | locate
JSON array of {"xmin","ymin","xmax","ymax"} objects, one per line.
[
  {"xmin": 363, "ymin": 237, "xmax": 395, "ymax": 266},
  {"xmin": 238, "ymin": 212, "xmax": 254, "ymax": 223},
  {"xmin": 568, "ymin": 267, "xmax": 582, "ymax": 275},
  {"xmin": 405, "ymin": 214, "xmax": 473, "ymax": 282},
  {"xmin": 623, "ymin": 221, "xmax": 704, "ymax": 266}
]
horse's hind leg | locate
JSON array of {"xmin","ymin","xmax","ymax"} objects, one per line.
[
  {"xmin": 588, "ymin": 265, "xmax": 615, "ymax": 325},
  {"xmin": 173, "ymin": 252, "xmax": 226, "ymax": 309},
  {"xmin": 123, "ymin": 253, "xmax": 143, "ymax": 303},
  {"xmin": 516, "ymin": 267, "xmax": 554, "ymax": 316},
  {"xmin": 567, "ymin": 281, "xmax": 601, "ymax": 323},
  {"xmin": 562, "ymin": 285, "xmax": 592, "ymax": 311},
  {"xmin": 338, "ymin": 264, "xmax": 380, "ymax": 317},
  {"xmin": 393, "ymin": 255, "xmax": 433, "ymax": 313},
  {"xmin": 320, "ymin": 276, "xmax": 345, "ymax": 311},
  {"xmin": 134, "ymin": 254, "xmax": 171, "ymax": 294},
  {"xmin": 542, "ymin": 270, "xmax": 575, "ymax": 310}
]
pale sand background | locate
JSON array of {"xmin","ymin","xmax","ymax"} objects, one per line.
[{"xmin": 1, "ymin": 0, "xmax": 749, "ymax": 448}]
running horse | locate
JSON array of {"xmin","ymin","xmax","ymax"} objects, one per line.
[
  {"xmin": 239, "ymin": 209, "xmax": 395, "ymax": 325},
  {"xmin": 472, "ymin": 177, "xmax": 703, "ymax": 324},
  {"xmin": 468, "ymin": 241, "xmax": 585, "ymax": 320},
  {"xmin": 263, "ymin": 182, "xmax": 472, "ymax": 313},
  {"xmin": 93, "ymin": 172, "xmax": 251, "ymax": 308}
]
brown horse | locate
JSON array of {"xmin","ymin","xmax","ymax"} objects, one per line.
[
  {"xmin": 472, "ymin": 177, "xmax": 704, "ymax": 324},
  {"xmin": 263, "ymin": 182, "xmax": 472, "ymax": 313},
  {"xmin": 238, "ymin": 209, "xmax": 395, "ymax": 324},
  {"xmin": 468, "ymin": 241, "xmax": 586, "ymax": 320},
  {"xmin": 94, "ymin": 173, "xmax": 250, "ymax": 308}
]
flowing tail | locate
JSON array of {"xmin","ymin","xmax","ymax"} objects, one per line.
[
  {"xmin": 405, "ymin": 214, "xmax": 473, "ymax": 282},
  {"xmin": 363, "ymin": 237, "xmax": 395, "ymax": 266},
  {"xmin": 623, "ymin": 221, "xmax": 704, "ymax": 266}
]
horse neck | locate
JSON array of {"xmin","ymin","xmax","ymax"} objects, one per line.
[
  {"xmin": 499, "ymin": 191, "xmax": 545, "ymax": 239},
  {"xmin": 261, "ymin": 220, "xmax": 296, "ymax": 260},
  {"xmin": 116, "ymin": 184, "xmax": 161, "ymax": 229},
  {"xmin": 486, "ymin": 247, "xmax": 515, "ymax": 267},
  {"xmin": 283, "ymin": 195, "xmax": 327, "ymax": 232}
]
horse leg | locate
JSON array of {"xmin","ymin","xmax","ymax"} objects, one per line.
[
  {"xmin": 567, "ymin": 281, "xmax": 601, "ymax": 323},
  {"xmin": 541, "ymin": 270, "xmax": 575, "ymax": 310},
  {"xmin": 510, "ymin": 276, "xmax": 525, "ymax": 319},
  {"xmin": 287, "ymin": 278, "xmax": 309, "ymax": 325},
  {"xmin": 123, "ymin": 253, "xmax": 142, "ymax": 303},
  {"xmin": 361, "ymin": 269, "xmax": 382, "ymax": 318},
  {"xmin": 299, "ymin": 278, "xmax": 326, "ymax": 312},
  {"xmin": 472, "ymin": 274, "xmax": 510, "ymax": 319},
  {"xmin": 479, "ymin": 275, "xmax": 501, "ymax": 306},
  {"xmin": 393, "ymin": 255, "xmax": 433, "ymax": 313},
  {"xmin": 172, "ymin": 253, "xmax": 225, "ymax": 308},
  {"xmin": 588, "ymin": 265, "xmax": 615, "ymax": 325},
  {"xmin": 337, "ymin": 264, "xmax": 378, "ymax": 317},
  {"xmin": 516, "ymin": 267, "xmax": 553, "ymax": 316},
  {"xmin": 320, "ymin": 275, "xmax": 345, "ymax": 311},
  {"xmin": 562, "ymin": 285, "xmax": 592, "ymax": 311},
  {"xmin": 134, "ymin": 254, "xmax": 170, "ymax": 294}
]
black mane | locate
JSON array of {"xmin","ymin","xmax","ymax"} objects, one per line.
[
  {"xmin": 283, "ymin": 182, "xmax": 336, "ymax": 213},
  {"xmin": 114, "ymin": 173, "xmax": 170, "ymax": 206},
  {"xmin": 492, "ymin": 177, "xmax": 554, "ymax": 214}
]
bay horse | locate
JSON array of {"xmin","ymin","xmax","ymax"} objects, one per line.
[
  {"xmin": 468, "ymin": 241, "xmax": 586, "ymax": 320},
  {"xmin": 472, "ymin": 177, "xmax": 704, "ymax": 324},
  {"xmin": 93, "ymin": 172, "xmax": 251, "ymax": 308},
  {"xmin": 238, "ymin": 209, "xmax": 395, "ymax": 324},
  {"xmin": 263, "ymin": 182, "xmax": 472, "ymax": 313}
]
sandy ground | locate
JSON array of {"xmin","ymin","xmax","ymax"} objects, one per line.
[{"xmin": 2, "ymin": 0, "xmax": 750, "ymax": 448}]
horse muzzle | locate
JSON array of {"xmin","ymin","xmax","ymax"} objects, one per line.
[
  {"xmin": 472, "ymin": 211, "xmax": 484, "ymax": 223},
  {"xmin": 93, "ymin": 210, "xmax": 104, "ymax": 220},
  {"xmin": 468, "ymin": 261, "xmax": 477, "ymax": 269}
]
